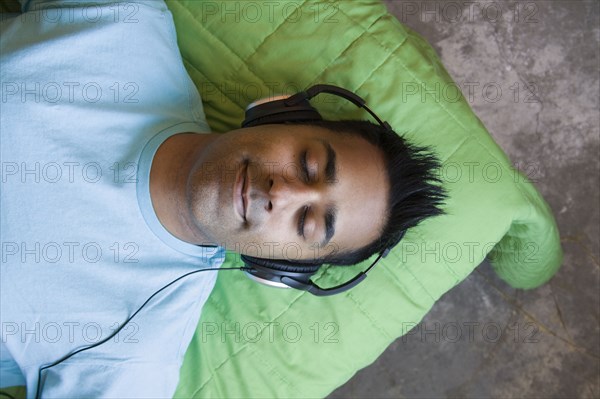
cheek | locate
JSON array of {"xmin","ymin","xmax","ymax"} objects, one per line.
[
  {"xmin": 188, "ymin": 171, "xmax": 223, "ymax": 216},
  {"xmin": 250, "ymin": 220, "xmax": 289, "ymax": 245},
  {"xmin": 244, "ymin": 225, "xmax": 310, "ymax": 259}
]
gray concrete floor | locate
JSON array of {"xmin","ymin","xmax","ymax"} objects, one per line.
[{"xmin": 329, "ymin": 1, "xmax": 600, "ymax": 398}]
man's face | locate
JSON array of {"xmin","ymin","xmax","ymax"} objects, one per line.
[{"xmin": 186, "ymin": 124, "xmax": 389, "ymax": 261}]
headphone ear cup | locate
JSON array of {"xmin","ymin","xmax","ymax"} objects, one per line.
[
  {"xmin": 242, "ymin": 96, "xmax": 323, "ymax": 128},
  {"xmin": 242, "ymin": 255, "xmax": 321, "ymax": 274},
  {"xmin": 241, "ymin": 255, "xmax": 322, "ymax": 290}
]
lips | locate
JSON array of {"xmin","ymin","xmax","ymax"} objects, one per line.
[{"xmin": 234, "ymin": 161, "xmax": 249, "ymax": 221}]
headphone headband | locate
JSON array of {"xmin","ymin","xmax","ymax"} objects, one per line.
[
  {"xmin": 242, "ymin": 83, "xmax": 392, "ymax": 130},
  {"xmin": 284, "ymin": 84, "xmax": 365, "ymax": 107},
  {"xmin": 286, "ymin": 84, "xmax": 392, "ymax": 130}
]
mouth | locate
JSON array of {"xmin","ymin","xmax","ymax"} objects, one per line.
[{"xmin": 234, "ymin": 161, "xmax": 249, "ymax": 222}]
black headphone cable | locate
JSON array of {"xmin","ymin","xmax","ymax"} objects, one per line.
[{"xmin": 35, "ymin": 266, "xmax": 250, "ymax": 399}]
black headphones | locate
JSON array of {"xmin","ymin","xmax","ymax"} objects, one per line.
[{"xmin": 239, "ymin": 84, "xmax": 403, "ymax": 296}]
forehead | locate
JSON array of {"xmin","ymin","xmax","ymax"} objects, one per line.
[
  {"xmin": 320, "ymin": 130, "xmax": 389, "ymax": 253},
  {"xmin": 262, "ymin": 124, "xmax": 390, "ymax": 255}
]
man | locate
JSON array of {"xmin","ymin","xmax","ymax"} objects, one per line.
[
  {"xmin": 152, "ymin": 122, "xmax": 390, "ymax": 261},
  {"xmin": 0, "ymin": 0, "xmax": 446, "ymax": 397},
  {"xmin": 150, "ymin": 118, "xmax": 446, "ymax": 264}
]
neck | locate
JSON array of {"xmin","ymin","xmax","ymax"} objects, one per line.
[{"xmin": 149, "ymin": 132, "xmax": 219, "ymax": 245}]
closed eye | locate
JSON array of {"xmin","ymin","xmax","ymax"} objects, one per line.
[{"xmin": 297, "ymin": 205, "xmax": 309, "ymax": 238}]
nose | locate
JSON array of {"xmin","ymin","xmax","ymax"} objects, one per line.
[{"xmin": 268, "ymin": 174, "xmax": 323, "ymax": 211}]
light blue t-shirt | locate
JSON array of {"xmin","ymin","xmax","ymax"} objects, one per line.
[{"xmin": 0, "ymin": 1, "xmax": 225, "ymax": 397}]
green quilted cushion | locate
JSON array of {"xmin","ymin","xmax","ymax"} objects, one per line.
[{"xmin": 166, "ymin": 0, "xmax": 563, "ymax": 398}]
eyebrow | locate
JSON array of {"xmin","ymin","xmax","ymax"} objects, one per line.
[
  {"xmin": 319, "ymin": 139, "xmax": 337, "ymax": 247},
  {"xmin": 320, "ymin": 139, "xmax": 337, "ymax": 184},
  {"xmin": 321, "ymin": 205, "xmax": 337, "ymax": 248}
]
